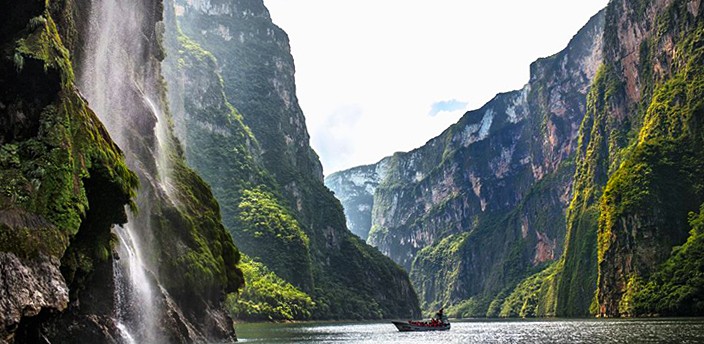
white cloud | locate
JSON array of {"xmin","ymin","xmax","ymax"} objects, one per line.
[
  {"xmin": 263, "ymin": 0, "xmax": 610, "ymax": 175},
  {"xmin": 429, "ymin": 100, "xmax": 469, "ymax": 117},
  {"xmin": 310, "ymin": 104, "xmax": 363, "ymax": 171}
]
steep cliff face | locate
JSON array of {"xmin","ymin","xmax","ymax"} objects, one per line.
[
  {"xmin": 561, "ymin": 0, "xmax": 704, "ymax": 317},
  {"xmin": 73, "ymin": 0, "xmax": 244, "ymax": 340},
  {"xmin": 164, "ymin": 0, "xmax": 420, "ymax": 319},
  {"xmin": 325, "ymin": 160, "xmax": 391, "ymax": 240},
  {"xmin": 160, "ymin": 14, "xmax": 318, "ymax": 319},
  {"xmin": 1, "ymin": 0, "xmax": 245, "ymax": 342},
  {"xmin": 483, "ymin": 0, "xmax": 704, "ymax": 318},
  {"xmin": 327, "ymin": 11, "xmax": 605, "ymax": 314},
  {"xmin": 330, "ymin": 0, "xmax": 704, "ymax": 319},
  {"xmin": 0, "ymin": 1, "xmax": 136, "ymax": 341},
  {"xmin": 175, "ymin": 0, "xmax": 322, "ymax": 184}
]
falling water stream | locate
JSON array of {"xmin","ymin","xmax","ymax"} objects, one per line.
[
  {"xmin": 112, "ymin": 223, "xmax": 157, "ymax": 343},
  {"xmin": 114, "ymin": 323, "xmax": 137, "ymax": 344},
  {"xmin": 77, "ymin": 0, "xmax": 172, "ymax": 342},
  {"xmin": 144, "ymin": 96, "xmax": 175, "ymax": 199}
]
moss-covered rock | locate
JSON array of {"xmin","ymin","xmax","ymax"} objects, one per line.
[
  {"xmin": 556, "ymin": 63, "xmax": 621, "ymax": 317},
  {"xmin": 2, "ymin": 0, "xmax": 248, "ymax": 341},
  {"xmin": 593, "ymin": 1, "xmax": 704, "ymax": 316},
  {"xmin": 0, "ymin": 2, "xmax": 137, "ymax": 341},
  {"xmin": 554, "ymin": 0, "xmax": 704, "ymax": 317},
  {"xmin": 164, "ymin": 0, "xmax": 420, "ymax": 320}
]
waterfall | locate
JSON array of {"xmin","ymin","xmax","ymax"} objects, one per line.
[
  {"xmin": 144, "ymin": 96, "xmax": 175, "ymax": 199},
  {"xmin": 115, "ymin": 323, "xmax": 137, "ymax": 344},
  {"xmin": 112, "ymin": 223, "xmax": 157, "ymax": 343},
  {"xmin": 77, "ymin": 0, "xmax": 170, "ymax": 342}
]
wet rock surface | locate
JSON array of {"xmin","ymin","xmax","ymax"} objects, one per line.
[{"xmin": 0, "ymin": 253, "xmax": 68, "ymax": 343}]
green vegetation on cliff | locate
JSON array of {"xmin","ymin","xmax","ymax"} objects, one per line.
[
  {"xmin": 411, "ymin": 233, "xmax": 469, "ymax": 314},
  {"xmin": 498, "ymin": 262, "xmax": 561, "ymax": 318},
  {"xmin": 556, "ymin": 64, "xmax": 621, "ymax": 316},
  {"xmin": 596, "ymin": 4, "xmax": 704, "ymax": 315},
  {"xmin": 158, "ymin": 158, "xmax": 245, "ymax": 303},
  {"xmin": 551, "ymin": 0, "xmax": 704, "ymax": 317},
  {"xmin": 162, "ymin": 13, "xmax": 316, "ymax": 318},
  {"xmin": 0, "ymin": 5, "xmax": 137, "ymax": 286},
  {"xmin": 167, "ymin": 0, "xmax": 420, "ymax": 320},
  {"xmin": 451, "ymin": 0, "xmax": 704, "ymax": 319},
  {"xmin": 407, "ymin": 156, "xmax": 575, "ymax": 317},
  {"xmin": 632, "ymin": 204, "xmax": 704, "ymax": 315},
  {"xmin": 227, "ymin": 256, "xmax": 314, "ymax": 321},
  {"xmin": 2, "ymin": 1, "xmax": 247, "ymax": 341},
  {"xmin": 235, "ymin": 187, "xmax": 313, "ymax": 290}
]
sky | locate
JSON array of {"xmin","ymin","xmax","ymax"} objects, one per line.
[{"xmin": 262, "ymin": 0, "xmax": 610, "ymax": 175}]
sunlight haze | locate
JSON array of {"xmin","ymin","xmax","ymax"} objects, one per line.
[{"xmin": 263, "ymin": 0, "xmax": 610, "ymax": 175}]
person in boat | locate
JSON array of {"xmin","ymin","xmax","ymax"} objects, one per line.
[{"xmin": 434, "ymin": 308, "xmax": 444, "ymax": 323}]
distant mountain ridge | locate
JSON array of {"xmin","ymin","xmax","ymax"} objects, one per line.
[
  {"xmin": 327, "ymin": 8, "xmax": 606, "ymax": 314},
  {"xmin": 328, "ymin": 0, "xmax": 704, "ymax": 318}
]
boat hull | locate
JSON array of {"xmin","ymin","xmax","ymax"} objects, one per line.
[{"xmin": 392, "ymin": 321, "xmax": 450, "ymax": 332}]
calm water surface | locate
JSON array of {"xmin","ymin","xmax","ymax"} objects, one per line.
[{"xmin": 235, "ymin": 318, "xmax": 704, "ymax": 343}]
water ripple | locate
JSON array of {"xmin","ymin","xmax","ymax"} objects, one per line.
[{"xmin": 235, "ymin": 318, "xmax": 704, "ymax": 344}]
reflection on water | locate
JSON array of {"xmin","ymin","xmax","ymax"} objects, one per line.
[{"xmin": 235, "ymin": 318, "xmax": 704, "ymax": 343}]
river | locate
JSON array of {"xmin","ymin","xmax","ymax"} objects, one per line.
[{"xmin": 235, "ymin": 318, "xmax": 704, "ymax": 343}]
